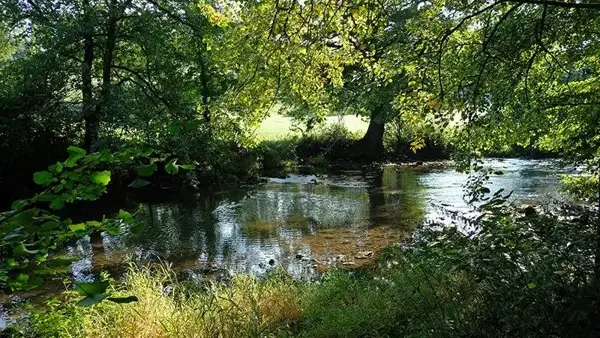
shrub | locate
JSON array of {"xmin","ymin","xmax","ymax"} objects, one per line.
[
  {"xmin": 257, "ymin": 138, "xmax": 299, "ymax": 176},
  {"xmin": 296, "ymin": 123, "xmax": 360, "ymax": 161}
]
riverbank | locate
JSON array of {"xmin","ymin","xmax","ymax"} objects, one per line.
[{"xmin": 7, "ymin": 197, "xmax": 597, "ymax": 338}]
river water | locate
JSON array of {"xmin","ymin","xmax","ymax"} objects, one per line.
[
  {"xmin": 0, "ymin": 159, "xmax": 570, "ymax": 328},
  {"xmin": 71, "ymin": 159, "xmax": 567, "ymax": 280}
]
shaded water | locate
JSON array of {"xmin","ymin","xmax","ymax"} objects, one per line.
[{"xmin": 70, "ymin": 159, "xmax": 566, "ymax": 282}]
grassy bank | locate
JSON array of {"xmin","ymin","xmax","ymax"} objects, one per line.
[{"xmin": 10, "ymin": 199, "xmax": 598, "ymax": 338}]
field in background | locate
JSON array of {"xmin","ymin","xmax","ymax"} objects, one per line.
[{"xmin": 256, "ymin": 114, "xmax": 369, "ymax": 140}]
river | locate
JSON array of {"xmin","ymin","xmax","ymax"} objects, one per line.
[{"xmin": 71, "ymin": 158, "xmax": 568, "ymax": 280}]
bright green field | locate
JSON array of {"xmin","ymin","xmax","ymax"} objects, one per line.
[{"xmin": 255, "ymin": 114, "xmax": 369, "ymax": 140}]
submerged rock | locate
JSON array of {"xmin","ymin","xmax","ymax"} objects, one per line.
[
  {"xmin": 523, "ymin": 205, "xmax": 537, "ymax": 216},
  {"xmin": 355, "ymin": 251, "xmax": 374, "ymax": 259}
]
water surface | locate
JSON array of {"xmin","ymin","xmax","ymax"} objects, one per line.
[{"xmin": 71, "ymin": 159, "xmax": 566, "ymax": 281}]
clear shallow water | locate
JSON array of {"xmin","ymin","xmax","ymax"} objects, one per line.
[
  {"xmin": 0, "ymin": 159, "xmax": 570, "ymax": 329},
  {"xmin": 68, "ymin": 158, "xmax": 567, "ymax": 282}
]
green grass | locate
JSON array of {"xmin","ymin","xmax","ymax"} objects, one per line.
[{"xmin": 256, "ymin": 114, "xmax": 368, "ymax": 140}]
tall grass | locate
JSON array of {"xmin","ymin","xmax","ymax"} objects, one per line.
[
  {"xmin": 19, "ymin": 264, "xmax": 301, "ymax": 338},
  {"xmin": 88, "ymin": 264, "xmax": 301, "ymax": 338}
]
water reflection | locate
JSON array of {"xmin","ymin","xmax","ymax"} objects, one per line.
[{"xmin": 69, "ymin": 159, "xmax": 563, "ymax": 281}]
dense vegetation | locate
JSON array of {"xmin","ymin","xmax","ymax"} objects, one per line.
[{"xmin": 1, "ymin": 0, "xmax": 599, "ymax": 337}]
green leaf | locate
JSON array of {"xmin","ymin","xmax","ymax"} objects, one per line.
[
  {"xmin": 91, "ymin": 171, "xmax": 111, "ymax": 186},
  {"xmin": 35, "ymin": 193, "xmax": 58, "ymax": 202},
  {"xmin": 11, "ymin": 208, "xmax": 39, "ymax": 227},
  {"xmin": 11, "ymin": 199, "xmax": 28, "ymax": 211},
  {"xmin": 165, "ymin": 159, "xmax": 179, "ymax": 175},
  {"xmin": 527, "ymin": 282, "xmax": 536, "ymax": 289},
  {"xmin": 75, "ymin": 281, "xmax": 109, "ymax": 297},
  {"xmin": 77, "ymin": 293, "xmax": 109, "ymax": 307},
  {"xmin": 118, "ymin": 210, "xmax": 134, "ymax": 224},
  {"xmin": 49, "ymin": 162, "xmax": 63, "ymax": 173},
  {"xmin": 128, "ymin": 178, "xmax": 150, "ymax": 188},
  {"xmin": 65, "ymin": 146, "xmax": 87, "ymax": 167},
  {"xmin": 16, "ymin": 273, "xmax": 29, "ymax": 283},
  {"xmin": 49, "ymin": 197, "xmax": 65, "ymax": 210},
  {"xmin": 131, "ymin": 222, "xmax": 146, "ymax": 235},
  {"xmin": 41, "ymin": 221, "xmax": 59, "ymax": 231},
  {"xmin": 69, "ymin": 223, "xmax": 86, "ymax": 232},
  {"xmin": 169, "ymin": 122, "xmax": 181, "ymax": 135},
  {"xmin": 137, "ymin": 163, "xmax": 157, "ymax": 177},
  {"xmin": 86, "ymin": 220, "xmax": 103, "ymax": 228},
  {"xmin": 180, "ymin": 164, "xmax": 195, "ymax": 170},
  {"xmin": 108, "ymin": 296, "xmax": 139, "ymax": 304},
  {"xmin": 13, "ymin": 243, "xmax": 39, "ymax": 257},
  {"xmin": 33, "ymin": 171, "xmax": 53, "ymax": 185}
]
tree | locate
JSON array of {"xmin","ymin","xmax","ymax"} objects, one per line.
[{"xmin": 427, "ymin": 0, "xmax": 600, "ymax": 160}]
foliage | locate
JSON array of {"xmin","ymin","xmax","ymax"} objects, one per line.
[
  {"xmin": 430, "ymin": 0, "xmax": 600, "ymax": 166},
  {"xmin": 295, "ymin": 123, "xmax": 361, "ymax": 162},
  {"xmin": 561, "ymin": 173, "xmax": 600, "ymax": 202},
  {"xmin": 257, "ymin": 138, "xmax": 299, "ymax": 176},
  {"xmin": 0, "ymin": 145, "xmax": 192, "ymax": 292},
  {"xmin": 384, "ymin": 114, "xmax": 454, "ymax": 161}
]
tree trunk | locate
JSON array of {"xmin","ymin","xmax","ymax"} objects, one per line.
[
  {"xmin": 87, "ymin": 0, "xmax": 119, "ymax": 151},
  {"xmin": 198, "ymin": 51, "xmax": 211, "ymax": 133},
  {"xmin": 353, "ymin": 105, "xmax": 386, "ymax": 160},
  {"xmin": 82, "ymin": 0, "xmax": 96, "ymax": 152}
]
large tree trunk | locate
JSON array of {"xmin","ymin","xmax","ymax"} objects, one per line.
[
  {"xmin": 82, "ymin": 0, "xmax": 96, "ymax": 152},
  {"xmin": 353, "ymin": 105, "xmax": 386, "ymax": 160}
]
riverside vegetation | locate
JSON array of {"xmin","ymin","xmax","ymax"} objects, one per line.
[{"xmin": 1, "ymin": 0, "xmax": 599, "ymax": 337}]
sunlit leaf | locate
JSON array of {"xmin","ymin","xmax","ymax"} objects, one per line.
[
  {"xmin": 65, "ymin": 146, "xmax": 86, "ymax": 167},
  {"xmin": 91, "ymin": 171, "xmax": 111, "ymax": 186},
  {"xmin": 165, "ymin": 159, "xmax": 179, "ymax": 174},
  {"xmin": 69, "ymin": 223, "xmax": 86, "ymax": 232}
]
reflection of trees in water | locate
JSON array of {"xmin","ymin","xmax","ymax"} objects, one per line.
[
  {"xmin": 369, "ymin": 167, "xmax": 427, "ymax": 228},
  {"xmin": 237, "ymin": 184, "xmax": 370, "ymax": 230},
  {"xmin": 104, "ymin": 171, "xmax": 425, "ymax": 274}
]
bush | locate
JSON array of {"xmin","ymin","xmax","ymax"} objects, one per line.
[
  {"xmin": 384, "ymin": 118, "xmax": 453, "ymax": 161},
  {"xmin": 257, "ymin": 138, "xmax": 299, "ymax": 176},
  {"xmin": 296, "ymin": 123, "xmax": 361, "ymax": 161}
]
